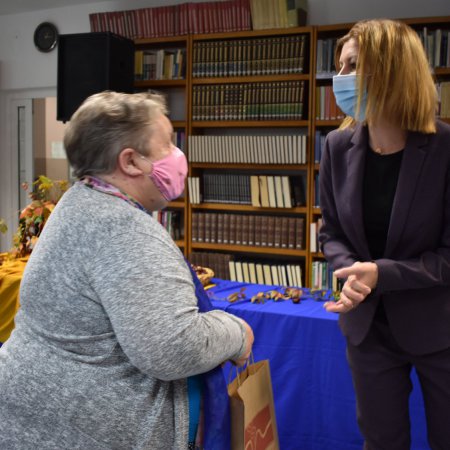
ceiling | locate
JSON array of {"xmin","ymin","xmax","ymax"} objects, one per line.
[{"xmin": 0, "ymin": 0, "xmax": 104, "ymax": 16}]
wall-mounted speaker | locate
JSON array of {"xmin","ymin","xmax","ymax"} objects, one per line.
[{"xmin": 57, "ymin": 32, "xmax": 134, "ymax": 122}]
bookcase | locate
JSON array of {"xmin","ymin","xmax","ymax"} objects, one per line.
[
  {"xmin": 131, "ymin": 15, "xmax": 450, "ymax": 289},
  {"xmin": 187, "ymin": 26, "xmax": 313, "ymax": 286}
]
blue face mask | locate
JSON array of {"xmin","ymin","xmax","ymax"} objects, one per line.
[{"xmin": 332, "ymin": 73, "xmax": 367, "ymax": 121}]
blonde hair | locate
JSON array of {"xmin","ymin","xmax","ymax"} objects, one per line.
[
  {"xmin": 335, "ymin": 19, "xmax": 437, "ymax": 133},
  {"xmin": 64, "ymin": 91, "xmax": 168, "ymax": 178}
]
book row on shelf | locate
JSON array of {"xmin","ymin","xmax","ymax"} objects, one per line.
[
  {"xmin": 151, "ymin": 210, "xmax": 183, "ymax": 241},
  {"xmin": 189, "ymin": 251, "xmax": 336, "ymax": 290},
  {"xmin": 134, "ymin": 48, "xmax": 186, "ymax": 81},
  {"xmin": 438, "ymin": 81, "xmax": 450, "ymax": 117},
  {"xmin": 315, "ymin": 38, "xmax": 338, "ymax": 78},
  {"xmin": 192, "ymin": 34, "xmax": 307, "ymax": 77},
  {"xmin": 309, "ymin": 217, "xmax": 323, "ymax": 253},
  {"xmin": 313, "ymin": 174, "xmax": 320, "ymax": 208},
  {"xmin": 187, "ymin": 135, "xmax": 307, "ymax": 164},
  {"xmin": 249, "ymin": 175, "xmax": 306, "ymax": 208},
  {"xmin": 229, "ymin": 260, "xmax": 304, "ymax": 287},
  {"xmin": 315, "ymin": 82, "xmax": 450, "ymax": 120},
  {"xmin": 172, "ymin": 130, "xmax": 186, "ymax": 151},
  {"xmin": 189, "ymin": 251, "xmax": 305, "ymax": 287},
  {"xmin": 310, "ymin": 260, "xmax": 338, "ymax": 290},
  {"xmin": 188, "ymin": 173, "xmax": 306, "ymax": 208},
  {"xmin": 315, "ymin": 85, "xmax": 345, "ymax": 121},
  {"xmin": 249, "ymin": 0, "xmax": 307, "ymax": 30},
  {"xmin": 191, "ymin": 81, "xmax": 307, "ymax": 121},
  {"xmin": 418, "ymin": 27, "xmax": 450, "ymax": 68},
  {"xmin": 316, "ymin": 27, "xmax": 450, "ymax": 78},
  {"xmin": 89, "ymin": 0, "xmax": 252, "ymax": 39},
  {"xmin": 191, "ymin": 212, "xmax": 305, "ymax": 249},
  {"xmin": 314, "ymin": 131, "xmax": 329, "ymax": 163}
]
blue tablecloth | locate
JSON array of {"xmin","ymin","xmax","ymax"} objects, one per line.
[{"xmin": 208, "ymin": 279, "xmax": 428, "ymax": 450}]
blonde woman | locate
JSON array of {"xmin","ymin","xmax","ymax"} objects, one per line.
[{"xmin": 319, "ymin": 19, "xmax": 450, "ymax": 449}]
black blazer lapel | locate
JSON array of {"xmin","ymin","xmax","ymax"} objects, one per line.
[
  {"xmin": 343, "ymin": 124, "xmax": 372, "ymax": 259},
  {"xmin": 384, "ymin": 131, "xmax": 429, "ymax": 257}
]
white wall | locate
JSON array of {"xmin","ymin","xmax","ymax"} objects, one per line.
[{"xmin": 0, "ymin": 0, "xmax": 448, "ymax": 250}]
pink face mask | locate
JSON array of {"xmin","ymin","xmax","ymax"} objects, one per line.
[{"xmin": 141, "ymin": 147, "xmax": 188, "ymax": 201}]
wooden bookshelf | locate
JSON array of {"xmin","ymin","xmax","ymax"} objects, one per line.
[
  {"xmin": 130, "ymin": 16, "xmax": 450, "ymax": 288},
  {"xmin": 186, "ymin": 26, "xmax": 313, "ymax": 287}
]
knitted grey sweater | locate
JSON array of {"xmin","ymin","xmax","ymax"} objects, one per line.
[{"xmin": 0, "ymin": 184, "xmax": 247, "ymax": 449}]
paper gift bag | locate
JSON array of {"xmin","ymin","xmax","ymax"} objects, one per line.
[{"xmin": 228, "ymin": 359, "xmax": 279, "ymax": 450}]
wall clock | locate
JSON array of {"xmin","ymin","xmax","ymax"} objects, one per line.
[{"xmin": 34, "ymin": 22, "xmax": 59, "ymax": 52}]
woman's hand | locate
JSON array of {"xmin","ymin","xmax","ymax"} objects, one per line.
[{"xmin": 324, "ymin": 262, "xmax": 378, "ymax": 313}]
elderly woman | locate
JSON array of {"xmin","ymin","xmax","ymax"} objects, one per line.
[
  {"xmin": 0, "ymin": 92, "xmax": 253, "ymax": 449},
  {"xmin": 319, "ymin": 19, "xmax": 450, "ymax": 449}
]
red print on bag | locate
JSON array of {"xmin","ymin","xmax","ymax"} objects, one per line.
[{"xmin": 244, "ymin": 405, "xmax": 274, "ymax": 450}]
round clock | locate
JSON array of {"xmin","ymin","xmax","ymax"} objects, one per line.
[{"xmin": 34, "ymin": 22, "xmax": 59, "ymax": 52}]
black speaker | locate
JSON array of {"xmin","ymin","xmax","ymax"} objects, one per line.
[{"xmin": 57, "ymin": 32, "xmax": 135, "ymax": 122}]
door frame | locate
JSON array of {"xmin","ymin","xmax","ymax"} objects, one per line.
[{"xmin": 0, "ymin": 88, "xmax": 55, "ymax": 252}]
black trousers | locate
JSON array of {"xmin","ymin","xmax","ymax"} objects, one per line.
[{"xmin": 346, "ymin": 318, "xmax": 450, "ymax": 450}]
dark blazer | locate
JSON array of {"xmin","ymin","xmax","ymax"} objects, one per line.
[{"xmin": 319, "ymin": 120, "xmax": 450, "ymax": 355}]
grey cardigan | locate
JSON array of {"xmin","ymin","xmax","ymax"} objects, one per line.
[{"xmin": 0, "ymin": 184, "xmax": 247, "ymax": 449}]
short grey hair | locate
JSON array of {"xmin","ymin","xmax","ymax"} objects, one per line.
[{"xmin": 64, "ymin": 91, "xmax": 168, "ymax": 178}]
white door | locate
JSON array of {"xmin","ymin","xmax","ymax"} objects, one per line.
[
  {"xmin": 11, "ymin": 99, "xmax": 34, "ymax": 211},
  {"xmin": 0, "ymin": 99, "xmax": 33, "ymax": 251}
]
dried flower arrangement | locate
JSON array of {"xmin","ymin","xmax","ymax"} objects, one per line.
[{"xmin": 0, "ymin": 176, "xmax": 69, "ymax": 261}]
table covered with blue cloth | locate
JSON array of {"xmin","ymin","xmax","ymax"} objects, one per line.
[{"xmin": 208, "ymin": 279, "xmax": 428, "ymax": 450}]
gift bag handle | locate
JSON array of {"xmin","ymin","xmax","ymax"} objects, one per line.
[{"xmin": 228, "ymin": 352, "xmax": 255, "ymax": 386}]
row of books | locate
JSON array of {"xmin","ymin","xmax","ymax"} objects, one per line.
[
  {"xmin": 315, "ymin": 85, "xmax": 344, "ymax": 121},
  {"xmin": 189, "ymin": 251, "xmax": 233, "ymax": 280},
  {"xmin": 311, "ymin": 260, "xmax": 340, "ymax": 290},
  {"xmin": 313, "ymin": 173, "xmax": 320, "ymax": 208},
  {"xmin": 134, "ymin": 49, "xmax": 186, "ymax": 80},
  {"xmin": 316, "ymin": 29, "xmax": 450, "ymax": 78},
  {"xmin": 249, "ymin": 175, "xmax": 306, "ymax": 208},
  {"xmin": 188, "ymin": 173, "xmax": 306, "ymax": 207},
  {"xmin": 314, "ymin": 130, "xmax": 327, "ymax": 163},
  {"xmin": 417, "ymin": 28, "xmax": 450, "ymax": 68},
  {"xmin": 191, "ymin": 212, "xmax": 305, "ymax": 249},
  {"xmin": 309, "ymin": 217, "xmax": 323, "ymax": 252},
  {"xmin": 151, "ymin": 210, "xmax": 183, "ymax": 240},
  {"xmin": 315, "ymin": 82, "xmax": 450, "ymax": 122},
  {"xmin": 194, "ymin": 173, "xmax": 252, "ymax": 205},
  {"xmin": 192, "ymin": 81, "xmax": 306, "ymax": 121},
  {"xmin": 315, "ymin": 81, "xmax": 450, "ymax": 121},
  {"xmin": 250, "ymin": 0, "xmax": 307, "ymax": 31},
  {"xmin": 188, "ymin": 250, "xmax": 304, "ymax": 286},
  {"xmin": 187, "ymin": 134, "xmax": 308, "ymax": 164},
  {"xmin": 89, "ymin": 0, "xmax": 251, "ymax": 39},
  {"xmin": 229, "ymin": 260, "xmax": 303, "ymax": 286},
  {"xmin": 192, "ymin": 35, "xmax": 307, "ymax": 77},
  {"xmin": 316, "ymin": 38, "xmax": 338, "ymax": 79},
  {"xmin": 172, "ymin": 130, "xmax": 186, "ymax": 152},
  {"xmin": 438, "ymin": 81, "xmax": 450, "ymax": 118}
]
